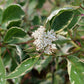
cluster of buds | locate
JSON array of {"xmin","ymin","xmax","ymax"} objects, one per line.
[{"xmin": 32, "ymin": 26, "xmax": 57, "ymax": 54}]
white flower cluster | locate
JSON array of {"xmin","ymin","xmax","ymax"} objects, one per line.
[{"xmin": 32, "ymin": 26, "xmax": 57, "ymax": 54}]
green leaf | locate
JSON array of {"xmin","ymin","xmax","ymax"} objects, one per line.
[
  {"xmin": 36, "ymin": 0, "xmax": 46, "ymax": 8},
  {"xmin": 55, "ymin": 35, "xmax": 71, "ymax": 44},
  {"xmin": 51, "ymin": 10, "xmax": 73, "ymax": 31},
  {"xmin": 8, "ymin": 44, "xmax": 23, "ymax": 62},
  {"xmin": 67, "ymin": 10, "xmax": 81, "ymax": 29},
  {"xmin": 2, "ymin": 4, "xmax": 24, "ymax": 23},
  {"xmin": 35, "ymin": 56, "xmax": 52, "ymax": 72},
  {"xmin": 32, "ymin": 15, "xmax": 40, "ymax": 25},
  {"xmin": 5, "ymin": 0, "xmax": 14, "ymax": 7},
  {"xmin": 4, "ymin": 27, "xmax": 26, "ymax": 43},
  {"xmin": 7, "ymin": 20, "xmax": 21, "ymax": 29},
  {"xmin": 45, "ymin": 7, "xmax": 80, "ymax": 32},
  {"xmin": 28, "ymin": 0, "xmax": 37, "ymax": 16},
  {"xmin": 6, "ymin": 56, "xmax": 39, "ymax": 79},
  {"xmin": 77, "ymin": 26, "xmax": 84, "ymax": 36},
  {"xmin": 3, "ymin": 51, "xmax": 11, "ymax": 67},
  {"xmin": 67, "ymin": 56, "xmax": 84, "ymax": 84},
  {"xmin": 5, "ymin": 35, "xmax": 30, "ymax": 44},
  {"xmin": 0, "ymin": 49, "xmax": 6, "ymax": 84},
  {"xmin": 61, "ymin": 44, "xmax": 73, "ymax": 54},
  {"xmin": 18, "ymin": 0, "xmax": 27, "ymax": 6},
  {"xmin": 71, "ymin": 0, "xmax": 83, "ymax": 6},
  {"xmin": 0, "ymin": 8, "xmax": 3, "ymax": 24}
]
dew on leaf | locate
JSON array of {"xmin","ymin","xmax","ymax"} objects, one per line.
[
  {"xmin": 0, "ymin": 78, "xmax": 3, "ymax": 82},
  {"xmin": 74, "ymin": 71, "xmax": 77, "ymax": 75},
  {"xmin": 24, "ymin": 64, "xmax": 30, "ymax": 67},
  {"xmin": 82, "ymin": 72, "xmax": 84, "ymax": 75},
  {"xmin": 72, "ymin": 81, "xmax": 75, "ymax": 84},
  {"xmin": 0, "ymin": 73, "xmax": 2, "ymax": 76}
]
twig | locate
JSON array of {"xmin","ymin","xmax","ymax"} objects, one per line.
[
  {"xmin": 80, "ymin": 4, "xmax": 84, "ymax": 10},
  {"xmin": 51, "ymin": 57, "xmax": 56, "ymax": 84},
  {"xmin": 6, "ymin": 48, "xmax": 19, "ymax": 65},
  {"xmin": 16, "ymin": 40, "xmax": 34, "ymax": 45}
]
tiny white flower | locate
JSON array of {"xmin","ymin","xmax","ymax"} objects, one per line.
[
  {"xmin": 32, "ymin": 26, "xmax": 45, "ymax": 39},
  {"xmin": 51, "ymin": 44, "xmax": 57, "ymax": 52},
  {"xmin": 32, "ymin": 26, "xmax": 57, "ymax": 54},
  {"xmin": 44, "ymin": 46, "xmax": 52, "ymax": 54},
  {"xmin": 51, "ymin": 44, "xmax": 57, "ymax": 49}
]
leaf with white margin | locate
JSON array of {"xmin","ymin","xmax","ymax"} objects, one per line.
[
  {"xmin": 45, "ymin": 7, "xmax": 80, "ymax": 32},
  {"xmin": 2, "ymin": 4, "xmax": 24, "ymax": 23},
  {"xmin": 6, "ymin": 56, "xmax": 39, "ymax": 79},
  {"xmin": 46, "ymin": 7, "xmax": 73, "ymax": 23},
  {"xmin": 0, "ymin": 8, "xmax": 3, "ymax": 24},
  {"xmin": 7, "ymin": 20, "xmax": 21, "ymax": 29},
  {"xmin": 7, "ymin": 44, "xmax": 23, "ymax": 62},
  {"xmin": 0, "ymin": 49, "xmax": 6, "ymax": 84},
  {"xmin": 67, "ymin": 56, "xmax": 84, "ymax": 84},
  {"xmin": 4, "ymin": 27, "xmax": 26, "ymax": 43}
]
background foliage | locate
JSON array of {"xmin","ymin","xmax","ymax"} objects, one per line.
[{"xmin": 0, "ymin": 0, "xmax": 84, "ymax": 84}]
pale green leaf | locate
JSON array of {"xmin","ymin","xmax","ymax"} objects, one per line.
[
  {"xmin": 28, "ymin": 0, "xmax": 37, "ymax": 16},
  {"xmin": 0, "ymin": 49, "xmax": 6, "ymax": 84},
  {"xmin": 61, "ymin": 44, "xmax": 73, "ymax": 54},
  {"xmin": 71, "ymin": 0, "xmax": 83, "ymax": 6},
  {"xmin": 55, "ymin": 35, "xmax": 71, "ymax": 44},
  {"xmin": 67, "ymin": 56, "xmax": 84, "ymax": 84}
]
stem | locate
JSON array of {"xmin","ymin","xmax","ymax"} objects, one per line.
[
  {"xmin": 80, "ymin": 4, "xmax": 84, "ymax": 10},
  {"xmin": 6, "ymin": 48, "xmax": 19, "ymax": 65},
  {"xmin": 52, "ymin": 70, "xmax": 54, "ymax": 84},
  {"xmin": 0, "ymin": 47, "xmax": 6, "ymax": 84},
  {"xmin": 16, "ymin": 40, "xmax": 34, "ymax": 45},
  {"xmin": 7, "ymin": 79, "xmax": 14, "ymax": 84},
  {"xmin": 48, "ymin": 0, "xmax": 55, "ymax": 5},
  {"xmin": 0, "ymin": 43, "xmax": 2, "ymax": 47},
  {"xmin": 70, "ymin": 40, "xmax": 80, "ymax": 48},
  {"xmin": 51, "ymin": 57, "xmax": 56, "ymax": 84},
  {"xmin": 25, "ymin": 0, "xmax": 29, "ymax": 14}
]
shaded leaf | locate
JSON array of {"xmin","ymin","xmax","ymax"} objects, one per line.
[
  {"xmin": 61, "ymin": 44, "xmax": 73, "ymax": 54},
  {"xmin": 3, "ymin": 51, "xmax": 11, "ymax": 67},
  {"xmin": 0, "ymin": 8, "xmax": 3, "ymax": 24},
  {"xmin": 36, "ymin": 0, "xmax": 46, "ymax": 8},
  {"xmin": 8, "ymin": 44, "xmax": 23, "ymax": 62},
  {"xmin": 77, "ymin": 26, "xmax": 84, "ymax": 36},
  {"xmin": 71, "ymin": 0, "xmax": 83, "ymax": 6},
  {"xmin": 35, "ymin": 56, "xmax": 52, "ymax": 72},
  {"xmin": 28, "ymin": 0, "xmax": 37, "ymax": 16},
  {"xmin": 6, "ymin": 35, "xmax": 30, "ymax": 44},
  {"xmin": 55, "ymin": 35, "xmax": 71, "ymax": 44}
]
